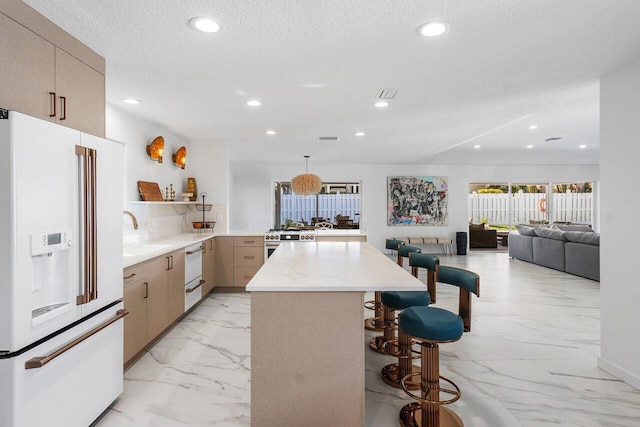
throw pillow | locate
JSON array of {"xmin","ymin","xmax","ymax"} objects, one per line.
[
  {"xmin": 554, "ymin": 224, "xmax": 594, "ymax": 232},
  {"xmin": 534, "ymin": 227, "xmax": 567, "ymax": 241},
  {"xmin": 565, "ymin": 231, "xmax": 600, "ymax": 246},
  {"xmin": 515, "ymin": 224, "xmax": 537, "ymax": 236}
]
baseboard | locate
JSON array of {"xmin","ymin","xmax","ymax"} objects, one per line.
[{"xmin": 598, "ymin": 357, "xmax": 640, "ymax": 391}]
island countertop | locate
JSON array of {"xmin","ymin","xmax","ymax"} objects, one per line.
[{"xmin": 246, "ymin": 241, "xmax": 424, "ymax": 292}]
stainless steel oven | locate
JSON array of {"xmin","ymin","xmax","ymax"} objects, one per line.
[{"xmin": 264, "ymin": 230, "xmax": 316, "ymax": 262}]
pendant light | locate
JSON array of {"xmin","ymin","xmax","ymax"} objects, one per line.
[{"xmin": 291, "ymin": 155, "xmax": 322, "ymax": 195}]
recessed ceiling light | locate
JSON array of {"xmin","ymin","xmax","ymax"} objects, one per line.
[
  {"xmin": 529, "ymin": 125, "xmax": 538, "ymax": 130},
  {"xmin": 474, "ymin": 145, "xmax": 481, "ymax": 149},
  {"xmin": 527, "ymin": 145, "xmax": 533, "ymax": 149},
  {"xmin": 189, "ymin": 17, "xmax": 220, "ymax": 33},
  {"xmin": 122, "ymin": 98, "xmax": 141, "ymax": 105},
  {"xmin": 265, "ymin": 130, "xmax": 277, "ymax": 135},
  {"xmin": 354, "ymin": 132, "xmax": 366, "ymax": 136},
  {"xmin": 579, "ymin": 145, "xmax": 587, "ymax": 149},
  {"xmin": 374, "ymin": 101, "xmax": 389, "ymax": 108},
  {"xmin": 417, "ymin": 21, "xmax": 450, "ymax": 37},
  {"xmin": 246, "ymin": 100, "xmax": 261, "ymax": 107}
]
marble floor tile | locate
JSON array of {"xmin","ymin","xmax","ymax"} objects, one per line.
[{"xmin": 96, "ymin": 252, "xmax": 640, "ymax": 427}]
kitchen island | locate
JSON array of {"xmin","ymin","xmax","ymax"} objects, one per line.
[{"xmin": 246, "ymin": 241, "xmax": 425, "ymax": 427}]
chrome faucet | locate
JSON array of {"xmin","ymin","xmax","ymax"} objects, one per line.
[{"xmin": 123, "ymin": 210, "xmax": 139, "ymax": 230}]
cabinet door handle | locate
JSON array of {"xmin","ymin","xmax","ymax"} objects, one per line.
[
  {"xmin": 244, "ymin": 275, "xmax": 254, "ymax": 279},
  {"xmin": 59, "ymin": 96, "xmax": 66, "ymax": 120},
  {"xmin": 244, "ymin": 240, "xmax": 255, "ymax": 244},
  {"xmin": 49, "ymin": 92, "xmax": 56, "ymax": 117},
  {"xmin": 186, "ymin": 246, "xmax": 204, "ymax": 255},
  {"xmin": 170, "ymin": 255, "xmax": 174, "ymax": 269},
  {"xmin": 144, "ymin": 282, "xmax": 149, "ymax": 299},
  {"xmin": 244, "ymin": 255, "xmax": 255, "ymax": 259},
  {"xmin": 123, "ymin": 273, "xmax": 136, "ymax": 280},
  {"xmin": 202, "ymin": 244, "xmax": 206, "ymax": 254},
  {"xmin": 209, "ymin": 240, "xmax": 213, "ymax": 250}
]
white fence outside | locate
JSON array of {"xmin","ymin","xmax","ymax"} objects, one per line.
[
  {"xmin": 469, "ymin": 192, "xmax": 592, "ymax": 225},
  {"xmin": 281, "ymin": 194, "xmax": 360, "ymax": 225}
]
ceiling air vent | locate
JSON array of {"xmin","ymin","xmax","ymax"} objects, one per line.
[
  {"xmin": 377, "ymin": 88, "xmax": 400, "ymax": 99},
  {"xmin": 544, "ymin": 137, "xmax": 563, "ymax": 142},
  {"xmin": 319, "ymin": 136, "xmax": 339, "ymax": 141}
]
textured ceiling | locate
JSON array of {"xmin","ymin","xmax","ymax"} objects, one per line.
[{"xmin": 22, "ymin": 0, "xmax": 640, "ymax": 165}]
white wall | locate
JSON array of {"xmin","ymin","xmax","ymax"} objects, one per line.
[
  {"xmin": 106, "ymin": 104, "xmax": 231, "ymax": 233},
  {"xmin": 106, "ymin": 104, "xmax": 191, "ymax": 202},
  {"xmin": 599, "ymin": 59, "xmax": 640, "ymax": 389},
  {"xmin": 230, "ymin": 163, "xmax": 599, "ymax": 251},
  {"xmin": 188, "ymin": 140, "xmax": 230, "ymax": 232}
]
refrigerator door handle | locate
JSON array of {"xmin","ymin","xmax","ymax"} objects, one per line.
[
  {"xmin": 76, "ymin": 145, "xmax": 98, "ymax": 305},
  {"xmin": 24, "ymin": 309, "xmax": 128, "ymax": 369},
  {"xmin": 89, "ymin": 147, "xmax": 98, "ymax": 302}
]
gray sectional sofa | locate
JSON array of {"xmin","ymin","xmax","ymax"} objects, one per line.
[{"xmin": 508, "ymin": 224, "xmax": 600, "ymax": 281}]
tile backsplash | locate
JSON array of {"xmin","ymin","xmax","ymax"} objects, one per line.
[{"xmin": 123, "ymin": 202, "xmax": 227, "ymax": 244}]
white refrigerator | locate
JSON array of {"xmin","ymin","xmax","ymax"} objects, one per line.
[{"xmin": 0, "ymin": 111, "xmax": 125, "ymax": 427}]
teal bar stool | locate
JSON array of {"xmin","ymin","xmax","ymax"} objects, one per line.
[
  {"xmin": 398, "ymin": 306, "xmax": 465, "ymax": 427},
  {"xmin": 369, "ymin": 247, "xmax": 423, "ymax": 354},
  {"xmin": 410, "ymin": 253, "xmax": 440, "ymax": 304},
  {"xmin": 381, "ymin": 253, "xmax": 440, "ymax": 389},
  {"xmin": 379, "ymin": 289, "xmax": 430, "ymax": 389},
  {"xmin": 397, "ymin": 245, "xmax": 421, "ymax": 268},
  {"xmin": 436, "ymin": 266, "xmax": 480, "ymax": 332},
  {"xmin": 365, "ymin": 239, "xmax": 405, "ymax": 332}
]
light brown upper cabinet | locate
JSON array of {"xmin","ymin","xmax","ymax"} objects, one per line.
[
  {"xmin": 0, "ymin": 13, "xmax": 56, "ymax": 121},
  {"xmin": 0, "ymin": 3, "xmax": 105, "ymax": 136},
  {"xmin": 54, "ymin": 48, "xmax": 105, "ymax": 137}
]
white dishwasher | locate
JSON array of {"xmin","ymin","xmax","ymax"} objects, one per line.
[{"xmin": 184, "ymin": 242, "xmax": 204, "ymax": 310}]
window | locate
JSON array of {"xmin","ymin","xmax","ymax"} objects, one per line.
[{"xmin": 274, "ymin": 182, "xmax": 361, "ymax": 229}]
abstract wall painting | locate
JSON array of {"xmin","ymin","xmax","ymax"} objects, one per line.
[{"xmin": 387, "ymin": 176, "xmax": 448, "ymax": 226}]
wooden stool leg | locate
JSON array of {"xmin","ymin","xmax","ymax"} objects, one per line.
[
  {"xmin": 381, "ymin": 326, "xmax": 420, "ymax": 389},
  {"xmin": 364, "ymin": 291, "xmax": 385, "ymax": 331},
  {"xmin": 422, "ymin": 342, "xmax": 440, "ymax": 426},
  {"xmin": 373, "ymin": 291, "xmax": 384, "ymax": 328},
  {"xmin": 400, "ymin": 341, "xmax": 464, "ymax": 427},
  {"xmin": 369, "ymin": 305, "xmax": 395, "ymax": 354},
  {"xmin": 384, "ymin": 306, "xmax": 396, "ymax": 343}
]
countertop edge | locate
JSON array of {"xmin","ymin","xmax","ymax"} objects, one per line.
[
  {"xmin": 246, "ymin": 285, "xmax": 422, "ymax": 292},
  {"xmin": 123, "ymin": 231, "xmax": 264, "ymax": 268}
]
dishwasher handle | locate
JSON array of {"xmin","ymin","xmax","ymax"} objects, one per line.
[{"xmin": 186, "ymin": 245, "xmax": 204, "ymax": 255}]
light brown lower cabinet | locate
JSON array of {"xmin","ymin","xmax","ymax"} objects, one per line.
[
  {"xmin": 215, "ymin": 237, "xmax": 234, "ymax": 287},
  {"xmin": 166, "ymin": 251, "xmax": 186, "ymax": 323},
  {"xmin": 123, "ymin": 249, "xmax": 185, "ymax": 365},
  {"xmin": 214, "ymin": 236, "xmax": 265, "ymax": 288},
  {"xmin": 202, "ymin": 238, "xmax": 215, "ymax": 295},
  {"xmin": 123, "ymin": 273, "xmax": 148, "ymax": 363}
]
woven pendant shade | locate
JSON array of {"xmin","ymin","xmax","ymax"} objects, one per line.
[{"xmin": 291, "ymin": 156, "xmax": 323, "ymax": 195}]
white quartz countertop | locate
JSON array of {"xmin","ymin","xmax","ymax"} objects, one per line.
[
  {"xmin": 123, "ymin": 230, "xmax": 264, "ymax": 268},
  {"xmin": 246, "ymin": 241, "xmax": 424, "ymax": 292},
  {"xmin": 314, "ymin": 229, "xmax": 367, "ymax": 236}
]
